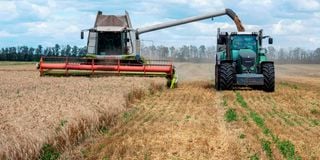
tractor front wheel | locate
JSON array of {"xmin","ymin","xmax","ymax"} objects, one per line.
[
  {"xmin": 262, "ymin": 63, "xmax": 275, "ymax": 92},
  {"xmin": 219, "ymin": 63, "xmax": 234, "ymax": 90}
]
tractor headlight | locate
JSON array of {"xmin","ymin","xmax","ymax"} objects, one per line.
[{"xmin": 242, "ymin": 66, "xmax": 247, "ymax": 70}]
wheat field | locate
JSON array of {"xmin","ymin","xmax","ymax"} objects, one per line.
[
  {"xmin": 0, "ymin": 63, "xmax": 165, "ymax": 159},
  {"xmin": 1, "ymin": 62, "xmax": 320, "ymax": 159},
  {"xmin": 62, "ymin": 63, "xmax": 320, "ymax": 160}
]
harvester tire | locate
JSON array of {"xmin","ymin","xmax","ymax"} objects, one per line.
[
  {"xmin": 215, "ymin": 65, "xmax": 220, "ymax": 90},
  {"xmin": 219, "ymin": 63, "xmax": 234, "ymax": 90},
  {"xmin": 262, "ymin": 63, "xmax": 275, "ymax": 92},
  {"xmin": 167, "ymin": 80, "xmax": 171, "ymax": 88}
]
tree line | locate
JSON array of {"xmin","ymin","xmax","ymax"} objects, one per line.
[
  {"xmin": 140, "ymin": 45, "xmax": 215, "ymax": 63},
  {"xmin": 0, "ymin": 44, "xmax": 319, "ymax": 64},
  {"xmin": 0, "ymin": 44, "xmax": 87, "ymax": 61},
  {"xmin": 267, "ymin": 47, "xmax": 320, "ymax": 64}
]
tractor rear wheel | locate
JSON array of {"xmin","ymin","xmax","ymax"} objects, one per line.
[
  {"xmin": 215, "ymin": 65, "xmax": 220, "ymax": 90},
  {"xmin": 219, "ymin": 63, "xmax": 234, "ymax": 90},
  {"xmin": 262, "ymin": 63, "xmax": 275, "ymax": 92}
]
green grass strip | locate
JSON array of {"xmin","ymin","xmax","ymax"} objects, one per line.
[
  {"xmin": 235, "ymin": 91, "xmax": 301, "ymax": 160},
  {"xmin": 261, "ymin": 139, "xmax": 273, "ymax": 160},
  {"xmin": 225, "ymin": 108, "xmax": 238, "ymax": 122}
]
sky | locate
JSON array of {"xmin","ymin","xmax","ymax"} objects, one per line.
[{"xmin": 0, "ymin": 0, "xmax": 319, "ymax": 49}]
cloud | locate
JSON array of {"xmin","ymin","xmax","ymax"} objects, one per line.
[
  {"xmin": 272, "ymin": 20, "xmax": 304, "ymax": 35},
  {"xmin": 0, "ymin": 31, "xmax": 15, "ymax": 38},
  {"xmin": 239, "ymin": 0, "xmax": 272, "ymax": 7},
  {"xmin": 0, "ymin": 0, "xmax": 319, "ymax": 49},
  {"xmin": 30, "ymin": 3, "xmax": 51, "ymax": 19},
  {"xmin": 288, "ymin": 0, "xmax": 320, "ymax": 11},
  {"xmin": 0, "ymin": 1, "xmax": 19, "ymax": 21},
  {"xmin": 166, "ymin": 0, "xmax": 224, "ymax": 12},
  {"xmin": 23, "ymin": 20, "xmax": 82, "ymax": 39}
]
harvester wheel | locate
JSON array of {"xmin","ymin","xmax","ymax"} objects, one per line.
[
  {"xmin": 262, "ymin": 63, "xmax": 275, "ymax": 92},
  {"xmin": 167, "ymin": 78, "xmax": 178, "ymax": 88},
  {"xmin": 219, "ymin": 63, "xmax": 234, "ymax": 90},
  {"xmin": 166, "ymin": 69, "xmax": 178, "ymax": 89},
  {"xmin": 215, "ymin": 65, "xmax": 220, "ymax": 90},
  {"xmin": 167, "ymin": 80, "xmax": 171, "ymax": 88}
]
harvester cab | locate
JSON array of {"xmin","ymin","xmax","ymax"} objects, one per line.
[
  {"xmin": 215, "ymin": 29, "xmax": 275, "ymax": 92},
  {"xmin": 80, "ymin": 11, "xmax": 141, "ymax": 62}
]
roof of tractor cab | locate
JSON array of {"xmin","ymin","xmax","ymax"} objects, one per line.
[{"xmin": 230, "ymin": 32, "xmax": 258, "ymax": 35}]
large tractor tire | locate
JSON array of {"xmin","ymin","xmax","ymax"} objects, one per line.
[
  {"xmin": 262, "ymin": 63, "xmax": 275, "ymax": 92},
  {"xmin": 218, "ymin": 63, "xmax": 234, "ymax": 90},
  {"xmin": 215, "ymin": 65, "xmax": 220, "ymax": 90}
]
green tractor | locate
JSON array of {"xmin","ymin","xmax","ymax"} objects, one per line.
[{"xmin": 215, "ymin": 29, "xmax": 275, "ymax": 92}]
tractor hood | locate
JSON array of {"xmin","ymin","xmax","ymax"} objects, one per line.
[
  {"xmin": 239, "ymin": 49, "xmax": 256, "ymax": 73},
  {"xmin": 239, "ymin": 49, "xmax": 256, "ymax": 59}
]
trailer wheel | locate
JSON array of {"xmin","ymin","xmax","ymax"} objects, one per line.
[
  {"xmin": 219, "ymin": 63, "xmax": 234, "ymax": 90},
  {"xmin": 215, "ymin": 64, "xmax": 220, "ymax": 90},
  {"xmin": 262, "ymin": 63, "xmax": 275, "ymax": 92}
]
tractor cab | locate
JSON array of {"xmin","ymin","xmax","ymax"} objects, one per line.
[{"xmin": 230, "ymin": 33, "xmax": 259, "ymax": 74}]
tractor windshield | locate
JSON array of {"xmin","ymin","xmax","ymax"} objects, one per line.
[{"xmin": 231, "ymin": 35, "xmax": 257, "ymax": 51}]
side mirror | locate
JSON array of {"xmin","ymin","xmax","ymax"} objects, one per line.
[
  {"xmin": 127, "ymin": 38, "xmax": 130, "ymax": 42},
  {"xmin": 268, "ymin": 38, "xmax": 273, "ymax": 44},
  {"xmin": 81, "ymin": 31, "xmax": 84, "ymax": 39}
]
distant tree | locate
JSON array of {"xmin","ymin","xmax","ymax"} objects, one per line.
[
  {"xmin": 72, "ymin": 46, "xmax": 79, "ymax": 56},
  {"xmin": 267, "ymin": 46, "xmax": 276, "ymax": 60},
  {"xmin": 206, "ymin": 46, "xmax": 215, "ymax": 61},
  {"xmin": 150, "ymin": 45, "xmax": 156, "ymax": 58},
  {"xmin": 157, "ymin": 45, "xmax": 169, "ymax": 58},
  {"xmin": 65, "ymin": 45, "xmax": 72, "ymax": 56},
  {"xmin": 199, "ymin": 45, "xmax": 206, "ymax": 59},
  {"xmin": 54, "ymin": 44, "xmax": 60, "ymax": 56},
  {"xmin": 36, "ymin": 45, "xmax": 43, "ymax": 56},
  {"xmin": 292, "ymin": 47, "xmax": 303, "ymax": 63},
  {"xmin": 179, "ymin": 45, "xmax": 189, "ymax": 61},
  {"xmin": 28, "ymin": 47, "xmax": 36, "ymax": 61},
  {"xmin": 17, "ymin": 46, "xmax": 28, "ymax": 61},
  {"xmin": 44, "ymin": 47, "xmax": 54, "ymax": 56},
  {"xmin": 277, "ymin": 48, "xmax": 286, "ymax": 63},
  {"xmin": 169, "ymin": 46, "xmax": 175, "ymax": 58},
  {"xmin": 9, "ymin": 47, "xmax": 17, "ymax": 60},
  {"xmin": 79, "ymin": 46, "xmax": 87, "ymax": 56},
  {"xmin": 300, "ymin": 49, "xmax": 308, "ymax": 63},
  {"xmin": 60, "ymin": 48, "xmax": 66, "ymax": 56},
  {"xmin": 314, "ymin": 48, "xmax": 320, "ymax": 63},
  {"xmin": 190, "ymin": 45, "xmax": 198, "ymax": 59}
]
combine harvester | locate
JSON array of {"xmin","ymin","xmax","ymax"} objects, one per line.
[{"xmin": 39, "ymin": 9, "xmax": 250, "ymax": 88}]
